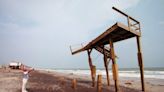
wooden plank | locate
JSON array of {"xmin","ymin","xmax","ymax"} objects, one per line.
[
  {"xmin": 71, "ymin": 22, "xmax": 141, "ymax": 55},
  {"xmin": 71, "ymin": 47, "xmax": 85, "ymax": 55},
  {"xmin": 117, "ymin": 22, "xmax": 141, "ymax": 36},
  {"xmin": 88, "ymin": 22, "xmax": 141, "ymax": 46},
  {"xmin": 84, "ymin": 23, "xmax": 118, "ymax": 49}
]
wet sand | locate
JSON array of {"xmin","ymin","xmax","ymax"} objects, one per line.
[{"xmin": 0, "ymin": 68, "xmax": 164, "ymax": 92}]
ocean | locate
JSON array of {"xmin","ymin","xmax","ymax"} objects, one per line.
[
  {"xmin": 50, "ymin": 68, "xmax": 164, "ymax": 79},
  {"xmin": 51, "ymin": 67, "xmax": 164, "ymax": 79}
]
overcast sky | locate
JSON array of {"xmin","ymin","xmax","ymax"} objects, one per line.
[{"xmin": 0, "ymin": 0, "xmax": 164, "ymax": 69}]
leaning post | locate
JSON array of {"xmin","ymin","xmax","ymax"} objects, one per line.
[
  {"xmin": 136, "ymin": 36, "xmax": 145, "ymax": 91},
  {"xmin": 103, "ymin": 46, "xmax": 110, "ymax": 86},
  {"xmin": 87, "ymin": 49, "xmax": 95, "ymax": 87}
]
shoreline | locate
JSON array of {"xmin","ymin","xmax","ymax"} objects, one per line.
[
  {"xmin": 40, "ymin": 68, "xmax": 164, "ymax": 80},
  {"xmin": 40, "ymin": 69, "xmax": 164, "ymax": 92},
  {"xmin": 0, "ymin": 68, "xmax": 164, "ymax": 92}
]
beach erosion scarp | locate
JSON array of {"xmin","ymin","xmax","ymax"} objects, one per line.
[{"xmin": 0, "ymin": 68, "xmax": 164, "ymax": 92}]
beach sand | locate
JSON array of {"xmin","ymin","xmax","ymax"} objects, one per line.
[{"xmin": 0, "ymin": 68, "xmax": 164, "ymax": 92}]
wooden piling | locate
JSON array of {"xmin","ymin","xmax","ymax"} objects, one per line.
[
  {"xmin": 109, "ymin": 39, "xmax": 119, "ymax": 92},
  {"xmin": 97, "ymin": 74, "xmax": 102, "ymax": 92},
  {"xmin": 87, "ymin": 49, "xmax": 95, "ymax": 87},
  {"xmin": 92, "ymin": 65, "xmax": 96, "ymax": 87},
  {"xmin": 103, "ymin": 46, "xmax": 110, "ymax": 86},
  {"xmin": 72, "ymin": 78, "xmax": 77, "ymax": 89},
  {"xmin": 136, "ymin": 36, "xmax": 145, "ymax": 91}
]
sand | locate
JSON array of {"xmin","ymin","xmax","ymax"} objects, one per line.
[{"xmin": 0, "ymin": 68, "xmax": 164, "ymax": 92}]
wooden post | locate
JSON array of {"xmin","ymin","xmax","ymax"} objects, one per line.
[
  {"xmin": 127, "ymin": 16, "xmax": 130, "ymax": 29},
  {"xmin": 97, "ymin": 74, "xmax": 102, "ymax": 92},
  {"xmin": 87, "ymin": 49, "xmax": 95, "ymax": 87},
  {"xmin": 60, "ymin": 77, "xmax": 65, "ymax": 85},
  {"xmin": 72, "ymin": 78, "xmax": 77, "ymax": 89},
  {"xmin": 92, "ymin": 65, "xmax": 96, "ymax": 86},
  {"xmin": 109, "ymin": 39, "xmax": 119, "ymax": 92},
  {"xmin": 136, "ymin": 36, "xmax": 145, "ymax": 91},
  {"xmin": 103, "ymin": 46, "xmax": 110, "ymax": 86}
]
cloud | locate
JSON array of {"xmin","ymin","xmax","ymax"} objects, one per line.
[
  {"xmin": 0, "ymin": 0, "xmax": 140, "ymax": 30},
  {"xmin": 0, "ymin": 0, "xmax": 141, "ymax": 68},
  {"xmin": 159, "ymin": 21, "xmax": 164, "ymax": 25}
]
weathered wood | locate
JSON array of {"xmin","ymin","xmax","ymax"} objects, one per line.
[
  {"xmin": 92, "ymin": 65, "xmax": 96, "ymax": 87},
  {"xmin": 103, "ymin": 46, "xmax": 110, "ymax": 86},
  {"xmin": 130, "ymin": 23, "xmax": 139, "ymax": 26},
  {"xmin": 71, "ymin": 47, "xmax": 85, "ymax": 55},
  {"xmin": 87, "ymin": 49, "xmax": 93, "ymax": 69},
  {"xmin": 72, "ymin": 78, "xmax": 77, "ymax": 89},
  {"xmin": 127, "ymin": 16, "xmax": 131, "ymax": 29},
  {"xmin": 112, "ymin": 64, "xmax": 118, "ymax": 80},
  {"xmin": 97, "ymin": 74, "xmax": 102, "ymax": 92},
  {"xmin": 112, "ymin": 7, "xmax": 139, "ymax": 24},
  {"xmin": 109, "ymin": 39, "xmax": 119, "ymax": 92},
  {"xmin": 130, "ymin": 24, "xmax": 139, "ymax": 29},
  {"xmin": 92, "ymin": 65, "xmax": 96, "ymax": 77},
  {"xmin": 71, "ymin": 22, "xmax": 141, "ymax": 54},
  {"xmin": 94, "ymin": 46, "xmax": 112, "ymax": 58},
  {"xmin": 71, "ymin": 7, "xmax": 145, "ymax": 92},
  {"xmin": 136, "ymin": 37, "xmax": 145, "ymax": 91},
  {"xmin": 87, "ymin": 49, "xmax": 95, "ymax": 87}
]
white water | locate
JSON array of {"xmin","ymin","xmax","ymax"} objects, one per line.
[{"xmin": 53, "ymin": 69, "xmax": 164, "ymax": 79}]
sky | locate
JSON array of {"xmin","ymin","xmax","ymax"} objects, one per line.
[{"xmin": 0, "ymin": 0, "xmax": 164, "ymax": 69}]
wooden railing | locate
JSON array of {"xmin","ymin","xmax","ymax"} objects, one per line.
[{"xmin": 112, "ymin": 7, "xmax": 141, "ymax": 32}]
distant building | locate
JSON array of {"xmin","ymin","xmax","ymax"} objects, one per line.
[{"xmin": 9, "ymin": 62, "xmax": 21, "ymax": 69}]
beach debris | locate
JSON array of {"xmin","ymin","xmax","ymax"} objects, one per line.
[
  {"xmin": 72, "ymin": 78, "xmax": 77, "ymax": 89},
  {"xmin": 59, "ymin": 77, "xmax": 65, "ymax": 85},
  {"xmin": 97, "ymin": 74, "xmax": 102, "ymax": 92},
  {"xmin": 125, "ymin": 81, "xmax": 132, "ymax": 85},
  {"xmin": 69, "ymin": 73, "xmax": 74, "ymax": 75}
]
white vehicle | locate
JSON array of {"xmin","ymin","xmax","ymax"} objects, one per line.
[{"xmin": 9, "ymin": 62, "xmax": 21, "ymax": 69}]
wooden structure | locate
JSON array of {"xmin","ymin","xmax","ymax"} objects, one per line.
[
  {"xmin": 97, "ymin": 74, "xmax": 102, "ymax": 92},
  {"xmin": 70, "ymin": 7, "xmax": 145, "ymax": 92},
  {"xmin": 72, "ymin": 78, "xmax": 77, "ymax": 89}
]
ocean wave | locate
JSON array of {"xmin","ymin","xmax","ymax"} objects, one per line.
[{"xmin": 53, "ymin": 69, "xmax": 164, "ymax": 79}]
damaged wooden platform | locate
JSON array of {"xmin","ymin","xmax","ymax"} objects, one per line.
[
  {"xmin": 72, "ymin": 22, "xmax": 141, "ymax": 55},
  {"xmin": 70, "ymin": 7, "xmax": 145, "ymax": 92}
]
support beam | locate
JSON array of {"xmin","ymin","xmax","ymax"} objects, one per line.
[
  {"xmin": 136, "ymin": 36, "xmax": 145, "ymax": 91},
  {"xmin": 103, "ymin": 46, "xmax": 110, "ymax": 86},
  {"xmin": 109, "ymin": 39, "xmax": 119, "ymax": 92},
  {"xmin": 97, "ymin": 74, "xmax": 102, "ymax": 92},
  {"xmin": 87, "ymin": 49, "xmax": 95, "ymax": 87},
  {"xmin": 92, "ymin": 65, "xmax": 96, "ymax": 87}
]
